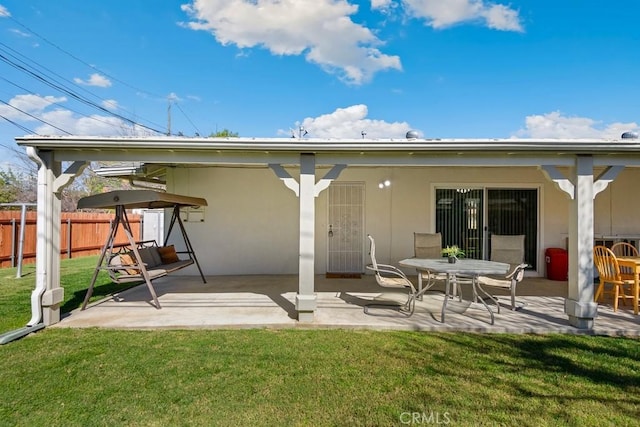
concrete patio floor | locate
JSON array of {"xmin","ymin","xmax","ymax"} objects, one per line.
[{"xmin": 55, "ymin": 274, "xmax": 640, "ymax": 336}]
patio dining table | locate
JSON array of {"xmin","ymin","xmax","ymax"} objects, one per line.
[
  {"xmin": 399, "ymin": 258, "xmax": 510, "ymax": 324},
  {"xmin": 613, "ymin": 256, "xmax": 640, "ymax": 315}
]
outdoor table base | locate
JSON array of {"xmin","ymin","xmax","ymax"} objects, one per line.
[{"xmin": 399, "ymin": 258, "xmax": 510, "ymax": 324}]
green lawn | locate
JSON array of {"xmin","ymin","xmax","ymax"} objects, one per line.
[{"xmin": 0, "ymin": 257, "xmax": 639, "ymax": 426}]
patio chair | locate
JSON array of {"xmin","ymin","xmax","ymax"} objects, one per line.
[
  {"xmin": 475, "ymin": 234, "xmax": 527, "ymax": 310},
  {"xmin": 473, "ymin": 263, "xmax": 529, "ymax": 312},
  {"xmin": 611, "ymin": 242, "xmax": 639, "ymax": 257},
  {"xmin": 611, "ymin": 242, "xmax": 639, "ymax": 278},
  {"xmin": 413, "ymin": 232, "xmax": 447, "ymax": 297},
  {"xmin": 365, "ymin": 234, "xmax": 417, "ymax": 316},
  {"xmin": 593, "ymin": 245, "xmax": 635, "ymax": 311}
]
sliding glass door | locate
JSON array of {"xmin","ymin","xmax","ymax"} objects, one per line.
[
  {"xmin": 435, "ymin": 187, "xmax": 538, "ymax": 269},
  {"xmin": 435, "ymin": 188, "xmax": 484, "ymax": 260}
]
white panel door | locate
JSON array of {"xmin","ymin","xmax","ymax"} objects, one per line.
[{"xmin": 327, "ymin": 182, "xmax": 365, "ymax": 273}]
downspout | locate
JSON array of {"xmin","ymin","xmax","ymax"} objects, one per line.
[
  {"xmin": 0, "ymin": 148, "xmax": 48, "ymax": 344},
  {"xmin": 26, "ymin": 146, "xmax": 47, "ymax": 326}
]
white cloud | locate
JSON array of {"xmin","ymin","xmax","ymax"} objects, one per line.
[
  {"xmin": 65, "ymin": 115, "xmax": 127, "ymax": 135},
  {"xmin": 9, "ymin": 28, "xmax": 30, "ymax": 37},
  {"xmin": 101, "ymin": 99, "xmax": 119, "ymax": 110},
  {"xmin": 1, "ymin": 93, "xmax": 141, "ymax": 136},
  {"xmin": 371, "ymin": 0, "xmax": 394, "ymax": 8},
  {"xmin": 35, "ymin": 109, "xmax": 141, "ymax": 136},
  {"xmin": 73, "ymin": 73, "xmax": 112, "ymax": 87},
  {"xmin": 399, "ymin": 0, "xmax": 523, "ymax": 31},
  {"xmin": 0, "ymin": 94, "xmax": 66, "ymax": 120},
  {"xmin": 181, "ymin": 0, "xmax": 402, "ymax": 85},
  {"xmin": 370, "ymin": 0, "xmax": 397, "ymax": 15},
  {"xmin": 514, "ymin": 111, "xmax": 639, "ymax": 139},
  {"xmin": 280, "ymin": 104, "xmax": 413, "ymax": 138},
  {"xmin": 482, "ymin": 4, "xmax": 522, "ymax": 31},
  {"xmin": 0, "ymin": 5, "xmax": 10, "ymax": 17}
]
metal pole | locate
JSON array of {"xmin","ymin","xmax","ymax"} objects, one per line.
[
  {"xmin": 16, "ymin": 204, "xmax": 27, "ymax": 278},
  {"xmin": 10, "ymin": 218, "xmax": 16, "ymax": 268}
]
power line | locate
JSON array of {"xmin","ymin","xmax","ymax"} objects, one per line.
[
  {"xmin": 7, "ymin": 14, "xmax": 166, "ymax": 100},
  {"xmin": 0, "ymin": 113, "xmax": 36, "ymax": 134},
  {"xmin": 0, "ymin": 51, "xmax": 164, "ymax": 134},
  {"xmin": 0, "ymin": 42, "xmax": 167, "ymax": 134},
  {"xmin": 0, "ymin": 98, "xmax": 71, "ymax": 134},
  {"xmin": 0, "ymin": 16, "xmax": 176, "ymax": 135},
  {"xmin": 173, "ymin": 101, "xmax": 201, "ymax": 136},
  {"xmin": 0, "ymin": 41, "xmax": 167, "ymax": 132},
  {"xmin": 0, "ymin": 75, "xmax": 142, "ymax": 133}
]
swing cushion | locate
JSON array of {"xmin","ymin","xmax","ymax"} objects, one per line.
[
  {"xmin": 119, "ymin": 253, "xmax": 139, "ymax": 275},
  {"xmin": 138, "ymin": 247, "xmax": 158, "ymax": 267},
  {"xmin": 158, "ymin": 245, "xmax": 180, "ymax": 264},
  {"xmin": 109, "ymin": 245, "xmax": 194, "ymax": 282}
]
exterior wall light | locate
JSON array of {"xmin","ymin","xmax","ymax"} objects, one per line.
[{"xmin": 378, "ymin": 180, "xmax": 391, "ymax": 189}]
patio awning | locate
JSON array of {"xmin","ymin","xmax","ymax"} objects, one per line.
[{"xmin": 77, "ymin": 190, "xmax": 208, "ymax": 210}]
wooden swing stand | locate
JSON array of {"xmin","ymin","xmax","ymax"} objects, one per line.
[{"xmin": 78, "ymin": 190, "xmax": 208, "ymax": 309}]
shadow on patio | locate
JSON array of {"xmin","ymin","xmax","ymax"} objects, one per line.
[{"xmin": 55, "ymin": 274, "xmax": 640, "ymax": 336}]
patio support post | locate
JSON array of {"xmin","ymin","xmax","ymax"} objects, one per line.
[
  {"xmin": 26, "ymin": 148, "xmax": 87, "ymax": 326},
  {"xmin": 564, "ymin": 155, "xmax": 598, "ymax": 329},
  {"xmin": 297, "ymin": 153, "xmax": 317, "ymax": 322}
]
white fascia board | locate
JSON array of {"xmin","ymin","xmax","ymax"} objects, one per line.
[
  {"xmin": 15, "ymin": 136, "xmax": 640, "ymax": 167},
  {"xmin": 15, "ymin": 135, "xmax": 640, "ymax": 152}
]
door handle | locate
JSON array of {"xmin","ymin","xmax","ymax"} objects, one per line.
[{"xmin": 328, "ymin": 224, "xmax": 333, "ymax": 237}]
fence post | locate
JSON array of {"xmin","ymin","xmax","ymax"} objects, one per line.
[
  {"xmin": 67, "ymin": 217, "xmax": 72, "ymax": 259},
  {"xmin": 16, "ymin": 204, "xmax": 28, "ymax": 278},
  {"xmin": 10, "ymin": 218, "xmax": 16, "ymax": 268}
]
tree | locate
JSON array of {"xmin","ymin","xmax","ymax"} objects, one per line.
[
  {"xmin": 210, "ymin": 129, "xmax": 239, "ymax": 138},
  {"xmin": 0, "ymin": 169, "xmax": 22, "ymax": 203}
]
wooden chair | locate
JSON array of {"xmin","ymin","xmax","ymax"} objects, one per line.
[
  {"xmin": 611, "ymin": 242, "xmax": 639, "ymax": 257},
  {"xmin": 593, "ymin": 245, "xmax": 634, "ymax": 311},
  {"xmin": 610, "ymin": 242, "xmax": 638, "ymax": 278}
]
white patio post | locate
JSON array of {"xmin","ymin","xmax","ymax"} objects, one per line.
[
  {"xmin": 564, "ymin": 155, "xmax": 598, "ymax": 329},
  {"xmin": 270, "ymin": 159, "xmax": 346, "ymax": 322},
  {"xmin": 297, "ymin": 153, "xmax": 316, "ymax": 322},
  {"xmin": 27, "ymin": 148, "xmax": 87, "ymax": 326}
]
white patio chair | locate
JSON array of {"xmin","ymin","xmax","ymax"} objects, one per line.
[
  {"xmin": 365, "ymin": 235, "xmax": 417, "ymax": 316},
  {"xmin": 475, "ymin": 234, "xmax": 528, "ymax": 311},
  {"xmin": 413, "ymin": 232, "xmax": 448, "ymax": 297},
  {"xmin": 473, "ymin": 263, "xmax": 529, "ymax": 313}
]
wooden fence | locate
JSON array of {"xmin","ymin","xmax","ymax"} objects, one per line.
[{"xmin": 0, "ymin": 211, "xmax": 141, "ymax": 268}]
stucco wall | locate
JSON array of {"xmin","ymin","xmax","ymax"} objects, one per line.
[{"xmin": 166, "ymin": 165, "xmax": 640, "ymax": 277}]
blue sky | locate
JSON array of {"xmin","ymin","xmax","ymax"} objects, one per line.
[{"xmin": 1, "ymin": 1, "xmax": 639, "ymax": 168}]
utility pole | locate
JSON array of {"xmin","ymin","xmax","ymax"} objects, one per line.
[{"xmin": 167, "ymin": 99, "xmax": 172, "ymax": 136}]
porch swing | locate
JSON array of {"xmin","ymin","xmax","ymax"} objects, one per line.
[{"xmin": 77, "ymin": 190, "xmax": 208, "ymax": 309}]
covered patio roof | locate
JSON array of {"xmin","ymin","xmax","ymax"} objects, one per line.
[
  {"xmin": 15, "ymin": 135, "xmax": 640, "ymax": 167},
  {"xmin": 13, "ymin": 134, "xmax": 640, "ymax": 333}
]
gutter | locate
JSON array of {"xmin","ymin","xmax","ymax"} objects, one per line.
[{"xmin": 15, "ymin": 135, "xmax": 640, "ymax": 153}]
